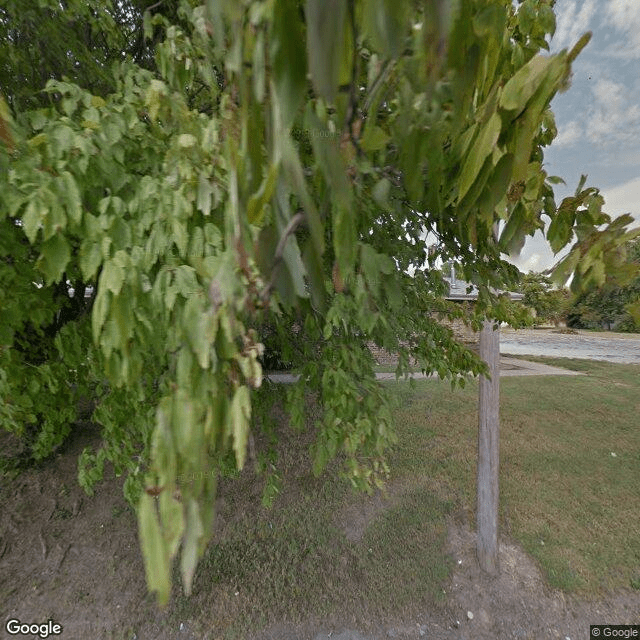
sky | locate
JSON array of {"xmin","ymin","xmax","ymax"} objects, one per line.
[{"xmin": 510, "ymin": 0, "xmax": 640, "ymax": 273}]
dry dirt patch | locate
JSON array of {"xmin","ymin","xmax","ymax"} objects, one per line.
[
  {"xmin": 1, "ymin": 425, "xmax": 638, "ymax": 640},
  {"xmin": 443, "ymin": 525, "xmax": 639, "ymax": 640}
]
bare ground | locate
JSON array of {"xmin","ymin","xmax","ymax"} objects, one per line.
[{"xmin": 1, "ymin": 423, "xmax": 638, "ymax": 640}]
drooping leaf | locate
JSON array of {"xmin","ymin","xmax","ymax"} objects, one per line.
[
  {"xmin": 458, "ymin": 111, "xmax": 501, "ymax": 201},
  {"xmin": 360, "ymin": 124, "xmax": 390, "ymax": 152},
  {"xmin": 22, "ymin": 197, "xmax": 45, "ymax": 243},
  {"xmin": 334, "ymin": 201, "xmax": 357, "ymax": 279},
  {"xmin": 305, "ymin": 0, "xmax": 348, "ymax": 103},
  {"xmin": 230, "ymin": 385, "xmax": 251, "ymax": 470},
  {"xmin": 159, "ymin": 490, "xmax": 185, "ymax": 561},
  {"xmin": 500, "ymin": 55, "xmax": 553, "ymax": 113},
  {"xmin": 38, "ymin": 234, "xmax": 71, "ymax": 285},
  {"xmin": 61, "ymin": 171, "xmax": 82, "ymax": 224},
  {"xmin": 252, "ymin": 30, "xmax": 266, "ymax": 103},
  {"xmin": 270, "ymin": 0, "xmax": 307, "ymax": 128},
  {"xmin": 197, "ymin": 173, "xmax": 214, "ymax": 216},
  {"xmin": 79, "ymin": 240, "xmax": 103, "ymax": 280},
  {"xmin": 138, "ymin": 492, "xmax": 171, "ymax": 606},
  {"xmin": 362, "ymin": 0, "xmax": 409, "ymax": 59},
  {"xmin": 178, "ymin": 134, "xmax": 197, "ymax": 148},
  {"xmin": 181, "ymin": 498, "xmax": 204, "ymax": 596}
]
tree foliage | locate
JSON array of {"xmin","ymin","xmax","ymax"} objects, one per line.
[
  {"xmin": 519, "ymin": 271, "xmax": 570, "ymax": 326},
  {"xmin": 566, "ymin": 238, "xmax": 640, "ymax": 331},
  {"xmin": 1, "ymin": 0, "xmax": 639, "ymax": 605}
]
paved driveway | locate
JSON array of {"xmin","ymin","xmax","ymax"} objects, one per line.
[{"xmin": 500, "ymin": 328, "xmax": 640, "ymax": 364}]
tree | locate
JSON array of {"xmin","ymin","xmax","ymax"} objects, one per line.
[
  {"xmin": 2, "ymin": 0, "xmax": 638, "ymax": 605},
  {"xmin": 566, "ymin": 238, "xmax": 640, "ymax": 331},
  {"xmin": 520, "ymin": 272, "xmax": 570, "ymax": 326}
]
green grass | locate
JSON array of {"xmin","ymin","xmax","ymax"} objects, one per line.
[
  {"xmin": 387, "ymin": 357, "xmax": 640, "ymax": 593},
  {"xmin": 175, "ymin": 357, "xmax": 640, "ymax": 637},
  {"xmin": 176, "ymin": 471, "xmax": 454, "ymax": 638}
]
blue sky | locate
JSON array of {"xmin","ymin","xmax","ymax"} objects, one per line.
[{"xmin": 511, "ymin": 0, "xmax": 640, "ymax": 273}]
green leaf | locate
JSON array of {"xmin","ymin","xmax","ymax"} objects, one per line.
[
  {"xmin": 483, "ymin": 152, "xmax": 514, "ymax": 212},
  {"xmin": 458, "ymin": 111, "xmax": 501, "ymax": 201},
  {"xmin": 92, "ymin": 288, "xmax": 109, "ymax": 344},
  {"xmin": 473, "ymin": 4, "xmax": 506, "ymax": 38},
  {"xmin": 174, "ymin": 265, "xmax": 199, "ymax": 297},
  {"xmin": 172, "ymin": 220, "xmax": 189, "ymax": 257},
  {"xmin": 360, "ymin": 124, "xmax": 390, "ymax": 152},
  {"xmin": 400, "ymin": 128, "xmax": 426, "ymax": 202},
  {"xmin": 574, "ymin": 174, "xmax": 588, "ymax": 197},
  {"xmin": 197, "ymin": 173, "xmax": 214, "ymax": 216},
  {"xmin": 178, "ymin": 134, "xmax": 197, "ymax": 148},
  {"xmin": 334, "ymin": 202, "xmax": 357, "ymax": 278},
  {"xmin": 304, "ymin": 108, "xmax": 351, "ymax": 208},
  {"xmin": 101, "ymin": 259, "xmax": 126, "ymax": 296},
  {"xmin": 280, "ymin": 136, "xmax": 324, "ymax": 256},
  {"xmin": 253, "ymin": 30, "xmax": 266, "ymax": 103},
  {"xmin": 27, "ymin": 133, "xmax": 48, "ymax": 148},
  {"xmin": 360, "ymin": 243, "xmax": 394, "ymax": 296},
  {"xmin": 38, "ymin": 235, "xmax": 71, "ymax": 285},
  {"xmin": 499, "ymin": 201, "xmax": 528, "ymax": 255},
  {"xmin": 61, "ymin": 171, "xmax": 82, "ymax": 224},
  {"xmin": 173, "ymin": 389, "xmax": 198, "ymax": 461},
  {"xmin": 305, "ymin": 0, "xmax": 348, "ymax": 103},
  {"xmin": 500, "ymin": 55, "xmax": 552, "ymax": 113},
  {"xmin": 302, "ymin": 238, "xmax": 327, "ymax": 313},
  {"xmin": 538, "ymin": 4, "xmax": 556, "ymax": 36},
  {"xmin": 138, "ymin": 492, "xmax": 171, "ymax": 606},
  {"xmin": 143, "ymin": 9, "xmax": 153, "ymax": 39},
  {"xmin": 181, "ymin": 498, "xmax": 204, "ymax": 596},
  {"xmin": 270, "ymin": 0, "xmax": 307, "ymax": 128},
  {"xmin": 22, "ymin": 197, "xmax": 45, "ymax": 243},
  {"xmin": 548, "ymin": 198, "xmax": 577, "ymax": 253},
  {"xmin": 362, "ymin": 0, "xmax": 409, "ymax": 58},
  {"xmin": 183, "ymin": 295, "xmax": 216, "ymax": 369},
  {"xmin": 159, "ymin": 490, "xmax": 185, "ymax": 561},
  {"xmin": 274, "ymin": 181, "xmax": 308, "ymax": 300},
  {"xmin": 372, "ymin": 178, "xmax": 390, "ymax": 206},
  {"xmin": 247, "ymin": 163, "xmax": 279, "ymax": 225},
  {"xmin": 231, "ymin": 385, "xmax": 251, "ymax": 470}
]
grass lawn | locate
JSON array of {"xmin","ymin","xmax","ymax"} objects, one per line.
[
  {"xmin": 178, "ymin": 358, "xmax": 640, "ymax": 637},
  {"xmin": 387, "ymin": 357, "xmax": 640, "ymax": 594}
]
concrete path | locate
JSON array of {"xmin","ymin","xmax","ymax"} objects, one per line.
[{"xmin": 265, "ymin": 357, "xmax": 582, "ymax": 384}]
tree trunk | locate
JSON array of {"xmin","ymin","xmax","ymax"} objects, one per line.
[{"xmin": 477, "ymin": 319, "xmax": 500, "ymax": 575}]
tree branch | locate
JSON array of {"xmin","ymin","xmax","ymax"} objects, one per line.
[
  {"xmin": 145, "ymin": 0, "xmax": 165, "ymax": 13},
  {"xmin": 363, "ymin": 59, "xmax": 394, "ymax": 116},
  {"xmin": 261, "ymin": 212, "xmax": 306, "ymax": 303}
]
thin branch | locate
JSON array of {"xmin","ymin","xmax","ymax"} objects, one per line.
[
  {"xmin": 363, "ymin": 59, "xmax": 394, "ymax": 116},
  {"xmin": 145, "ymin": 0, "xmax": 165, "ymax": 13},
  {"xmin": 344, "ymin": 0, "xmax": 365, "ymax": 159},
  {"xmin": 261, "ymin": 212, "xmax": 306, "ymax": 302}
]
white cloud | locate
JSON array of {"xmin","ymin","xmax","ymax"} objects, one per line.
[
  {"xmin": 517, "ymin": 252, "xmax": 542, "ymax": 273},
  {"xmin": 552, "ymin": 0, "xmax": 598, "ymax": 51},
  {"xmin": 554, "ymin": 119, "xmax": 582, "ymax": 147},
  {"xmin": 592, "ymin": 78, "xmax": 625, "ymax": 110},
  {"xmin": 508, "ymin": 230, "xmax": 563, "ymax": 273},
  {"xmin": 601, "ymin": 175, "xmax": 640, "ymax": 223},
  {"xmin": 603, "ymin": 0, "xmax": 640, "ymax": 58},
  {"xmin": 586, "ymin": 78, "xmax": 640, "ymax": 145}
]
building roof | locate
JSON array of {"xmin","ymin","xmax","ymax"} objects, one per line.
[{"xmin": 443, "ymin": 274, "xmax": 524, "ymax": 301}]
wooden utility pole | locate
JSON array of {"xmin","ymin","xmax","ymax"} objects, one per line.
[{"xmin": 477, "ymin": 319, "xmax": 500, "ymax": 575}]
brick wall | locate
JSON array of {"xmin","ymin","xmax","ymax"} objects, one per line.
[{"xmin": 367, "ymin": 316, "xmax": 478, "ymax": 366}]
